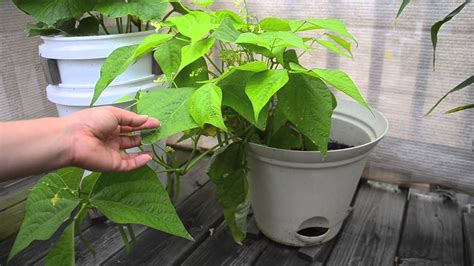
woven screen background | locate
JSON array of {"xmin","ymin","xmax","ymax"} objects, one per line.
[
  {"xmin": 0, "ymin": 0, "xmax": 473, "ymax": 192},
  {"xmin": 0, "ymin": 0, "xmax": 58, "ymax": 120}
]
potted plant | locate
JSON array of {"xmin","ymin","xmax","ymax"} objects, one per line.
[
  {"xmin": 11, "ymin": 0, "xmax": 187, "ymax": 116},
  {"xmin": 91, "ymin": 0, "xmax": 388, "ymax": 246}
]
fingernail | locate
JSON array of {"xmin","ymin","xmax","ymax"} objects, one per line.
[{"xmin": 139, "ymin": 114, "xmax": 149, "ymax": 119}]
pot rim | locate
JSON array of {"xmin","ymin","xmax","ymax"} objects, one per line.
[
  {"xmin": 248, "ymin": 101, "xmax": 389, "ymax": 156},
  {"xmin": 40, "ymin": 30, "xmax": 155, "ymax": 41}
]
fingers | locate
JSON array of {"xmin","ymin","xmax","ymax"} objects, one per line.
[
  {"xmin": 119, "ymin": 117, "xmax": 160, "ymax": 133},
  {"xmin": 116, "ymin": 152, "xmax": 153, "ymax": 172},
  {"xmin": 119, "ymin": 135, "xmax": 142, "ymax": 149},
  {"xmin": 107, "ymin": 107, "xmax": 160, "ymax": 129}
]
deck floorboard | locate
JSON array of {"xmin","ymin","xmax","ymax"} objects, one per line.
[
  {"xmin": 325, "ymin": 182, "xmax": 408, "ymax": 266},
  {"xmin": 398, "ymin": 190, "xmax": 465, "ymax": 265},
  {"xmin": 1, "ymin": 161, "xmax": 472, "ymax": 266}
]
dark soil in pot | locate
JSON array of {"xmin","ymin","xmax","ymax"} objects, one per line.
[{"xmin": 328, "ymin": 141, "xmax": 353, "ymax": 150}]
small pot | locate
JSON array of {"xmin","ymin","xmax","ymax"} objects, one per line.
[
  {"xmin": 247, "ymin": 100, "xmax": 389, "ymax": 247},
  {"xmin": 39, "ymin": 30, "xmax": 159, "ymax": 116}
]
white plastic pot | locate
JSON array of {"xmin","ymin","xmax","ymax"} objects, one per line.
[
  {"xmin": 39, "ymin": 31, "xmax": 166, "ymax": 176},
  {"xmin": 247, "ymin": 100, "xmax": 389, "ymax": 247},
  {"xmin": 39, "ymin": 30, "xmax": 159, "ymax": 116}
]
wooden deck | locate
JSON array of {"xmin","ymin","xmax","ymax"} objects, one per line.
[{"xmin": 1, "ymin": 158, "xmax": 473, "ymax": 266}]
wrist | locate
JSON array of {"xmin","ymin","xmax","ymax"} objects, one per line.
[{"xmin": 56, "ymin": 116, "xmax": 80, "ymax": 169}]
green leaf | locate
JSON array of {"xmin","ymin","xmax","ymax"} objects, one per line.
[
  {"xmin": 268, "ymin": 125, "xmax": 303, "ymax": 150},
  {"xmin": 207, "ymin": 142, "xmax": 250, "ymax": 243},
  {"xmin": 218, "ymin": 70, "xmax": 269, "ymax": 130},
  {"xmin": 179, "ymin": 37, "xmax": 215, "ymax": 73},
  {"xmin": 426, "ymin": 75, "xmax": 474, "ymax": 115},
  {"xmin": 236, "ymin": 31, "xmax": 307, "ymax": 52},
  {"xmin": 189, "ymin": 83, "xmax": 227, "ymax": 130},
  {"xmin": 214, "ymin": 61, "xmax": 268, "ymax": 83},
  {"xmin": 26, "ymin": 22, "xmax": 60, "ymax": 37},
  {"xmin": 213, "ymin": 10, "xmax": 244, "ymax": 26},
  {"xmin": 282, "ymin": 49, "xmax": 299, "ymax": 69},
  {"xmin": 396, "ymin": 0, "xmax": 411, "ymax": 18},
  {"xmin": 169, "ymin": 0, "xmax": 190, "ymax": 15},
  {"xmin": 91, "ymin": 165, "xmax": 192, "ymax": 240},
  {"xmin": 92, "ymin": 44, "xmax": 138, "ymax": 106},
  {"xmin": 94, "ymin": 0, "xmax": 168, "ymax": 21},
  {"xmin": 310, "ymin": 68, "xmax": 369, "ymax": 111},
  {"xmin": 174, "ymin": 57, "xmax": 209, "ymax": 87},
  {"xmin": 56, "ymin": 167, "xmax": 84, "ymax": 190},
  {"xmin": 212, "ymin": 17, "xmax": 241, "ymax": 42},
  {"xmin": 291, "ymin": 19, "xmax": 357, "ymax": 45},
  {"xmin": 327, "ymin": 34, "xmax": 353, "ymax": 57},
  {"xmin": 168, "ymin": 11, "xmax": 217, "ymax": 43},
  {"xmin": 431, "ymin": 1, "xmax": 470, "ymax": 68},
  {"xmin": 136, "ymin": 88, "xmax": 199, "ymax": 143},
  {"xmin": 268, "ymin": 102, "xmax": 287, "ymax": 135},
  {"xmin": 154, "ymin": 38, "xmax": 187, "ymax": 81},
  {"xmin": 45, "ymin": 223, "xmax": 75, "ymax": 266},
  {"xmin": 80, "ymin": 172, "xmax": 101, "ymax": 198},
  {"xmin": 259, "ymin": 17, "xmax": 291, "ymax": 31},
  {"xmin": 316, "ymin": 38, "xmax": 352, "ymax": 58},
  {"xmin": 277, "ymin": 73, "xmax": 335, "ymax": 155},
  {"xmin": 193, "ymin": 0, "xmax": 214, "ymax": 7},
  {"xmin": 13, "ymin": 0, "xmax": 96, "ymax": 25},
  {"xmin": 133, "ymin": 33, "xmax": 173, "ymax": 59},
  {"xmin": 445, "ymin": 104, "xmax": 474, "ymax": 114},
  {"xmin": 8, "ymin": 173, "xmax": 80, "ymax": 261},
  {"xmin": 73, "ymin": 16, "xmax": 100, "ymax": 36},
  {"xmin": 114, "ymin": 95, "xmax": 135, "ymax": 104},
  {"xmin": 245, "ymin": 69, "xmax": 289, "ymax": 121}
]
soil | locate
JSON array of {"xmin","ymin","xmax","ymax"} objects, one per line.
[{"xmin": 328, "ymin": 141, "xmax": 353, "ymax": 150}]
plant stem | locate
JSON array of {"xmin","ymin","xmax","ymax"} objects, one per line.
[
  {"xmin": 126, "ymin": 224, "xmax": 137, "ymax": 245},
  {"xmin": 125, "ymin": 15, "xmax": 131, "ymax": 33},
  {"xmin": 115, "ymin": 18, "xmax": 122, "ymax": 33},
  {"xmin": 118, "ymin": 225, "xmax": 131, "ymax": 252},
  {"xmin": 119, "ymin": 17, "xmax": 124, "ymax": 33},
  {"xmin": 183, "ymin": 133, "xmax": 202, "ymax": 171},
  {"xmin": 205, "ymin": 54, "xmax": 223, "ymax": 74},
  {"xmin": 88, "ymin": 12, "xmax": 109, "ymax": 35},
  {"xmin": 175, "ymin": 173, "xmax": 181, "ymax": 198},
  {"xmin": 162, "ymin": 9, "xmax": 175, "ymax": 22},
  {"xmin": 78, "ymin": 230, "xmax": 96, "ymax": 255}
]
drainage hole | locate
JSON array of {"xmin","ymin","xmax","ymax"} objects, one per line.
[{"xmin": 296, "ymin": 227, "xmax": 329, "ymax": 237}]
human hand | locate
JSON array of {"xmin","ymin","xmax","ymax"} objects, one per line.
[{"xmin": 64, "ymin": 106, "xmax": 160, "ymax": 172}]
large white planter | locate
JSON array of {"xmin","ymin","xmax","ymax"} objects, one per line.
[
  {"xmin": 39, "ymin": 30, "xmax": 159, "ymax": 116},
  {"xmin": 247, "ymin": 100, "xmax": 389, "ymax": 247}
]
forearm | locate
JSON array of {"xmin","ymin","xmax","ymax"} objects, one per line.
[{"xmin": 0, "ymin": 117, "xmax": 73, "ymax": 182}]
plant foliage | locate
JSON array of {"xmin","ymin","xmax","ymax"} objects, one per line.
[
  {"xmin": 397, "ymin": 0, "xmax": 472, "ymax": 114},
  {"xmin": 11, "ymin": 1, "xmax": 368, "ymax": 263},
  {"xmin": 91, "ymin": 1, "xmax": 368, "ymax": 244}
]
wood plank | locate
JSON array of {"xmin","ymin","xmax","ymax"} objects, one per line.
[
  {"xmin": 0, "ymin": 175, "xmax": 42, "ymax": 241},
  {"xmin": 326, "ymin": 182, "xmax": 408, "ymax": 265},
  {"xmin": 463, "ymin": 212, "xmax": 474, "ymax": 266},
  {"xmin": 398, "ymin": 190, "xmax": 464, "ymax": 265},
  {"xmin": 182, "ymin": 220, "xmax": 269, "ymax": 266},
  {"xmin": 103, "ymin": 182, "xmax": 222, "ymax": 265},
  {"xmin": 2, "ymin": 158, "xmax": 210, "ymax": 265},
  {"xmin": 0, "ymin": 201, "xmax": 25, "ymax": 240},
  {"xmin": 255, "ymin": 242, "xmax": 309, "ymax": 266}
]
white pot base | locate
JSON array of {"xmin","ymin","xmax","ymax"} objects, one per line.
[{"xmin": 247, "ymin": 100, "xmax": 389, "ymax": 247}]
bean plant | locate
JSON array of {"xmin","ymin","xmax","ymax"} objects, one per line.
[{"xmin": 9, "ymin": 1, "xmax": 370, "ymax": 264}]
